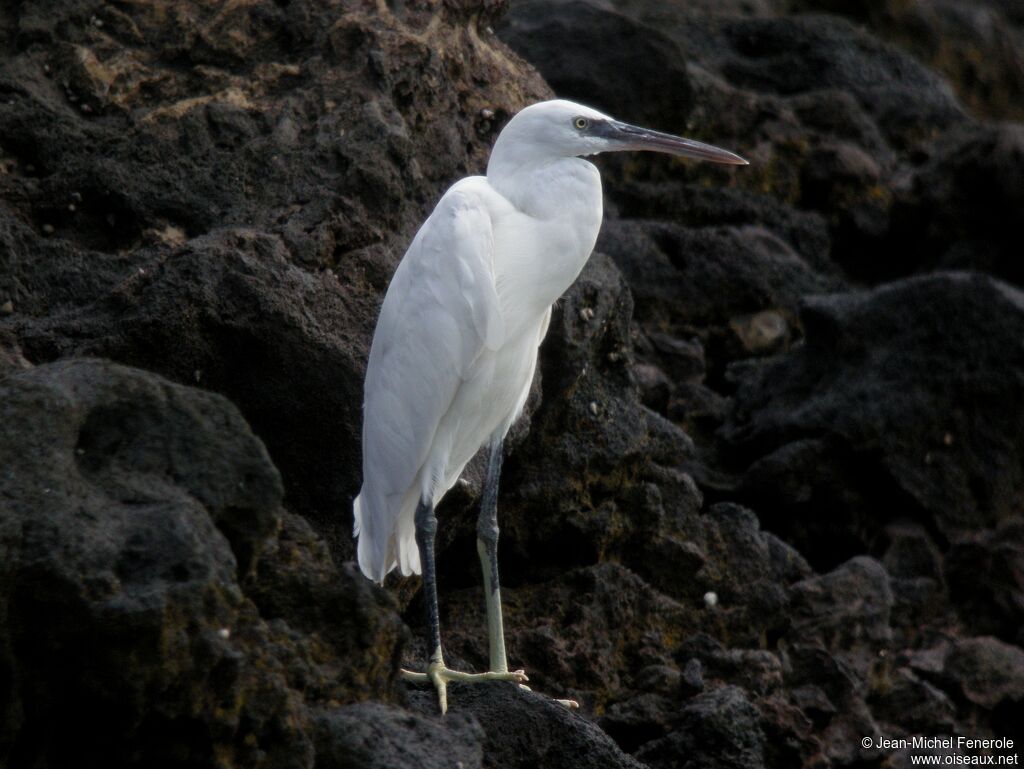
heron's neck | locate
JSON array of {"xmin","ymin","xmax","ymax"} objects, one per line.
[
  {"xmin": 486, "ymin": 155, "xmax": 602, "ymax": 221},
  {"xmin": 486, "ymin": 156, "xmax": 605, "ymax": 322}
]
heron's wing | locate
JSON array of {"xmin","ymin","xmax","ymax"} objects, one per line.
[{"xmin": 355, "ymin": 180, "xmax": 505, "ymax": 580}]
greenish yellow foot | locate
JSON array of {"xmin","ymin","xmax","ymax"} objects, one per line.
[
  {"xmin": 400, "ymin": 662, "xmax": 529, "ymax": 714},
  {"xmin": 518, "ymin": 682, "xmax": 580, "ymax": 710}
]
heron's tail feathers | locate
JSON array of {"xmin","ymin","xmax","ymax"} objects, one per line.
[
  {"xmin": 353, "ymin": 491, "xmax": 387, "ymax": 583},
  {"xmin": 353, "ymin": 486, "xmax": 421, "ymax": 583}
]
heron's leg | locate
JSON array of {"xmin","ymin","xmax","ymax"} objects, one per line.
[
  {"xmin": 478, "ymin": 438, "xmax": 508, "ymax": 673},
  {"xmin": 475, "ymin": 440, "xmax": 580, "ymax": 711},
  {"xmin": 416, "ymin": 498, "xmax": 444, "ymax": 672},
  {"xmin": 400, "ymin": 497, "xmax": 527, "ymax": 714}
]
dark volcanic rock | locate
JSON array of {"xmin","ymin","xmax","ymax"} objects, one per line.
[
  {"xmin": 599, "ymin": 220, "xmax": 840, "ymax": 332},
  {"xmin": 0, "ymin": 0, "xmax": 548, "ymax": 271},
  {"xmin": 609, "ymin": 183, "xmax": 835, "ymax": 276},
  {"xmin": 774, "ymin": 558, "xmax": 895, "ymax": 762},
  {"xmin": 598, "ymin": 692, "xmax": 679, "ymax": 753},
  {"xmin": 410, "ymin": 684, "xmax": 648, "ymax": 769},
  {"xmin": 888, "ymin": 123, "xmax": 1024, "ymax": 287},
  {"xmin": 697, "ymin": 503, "xmax": 803, "ymax": 645},
  {"xmin": 881, "ymin": 522, "xmax": 948, "ymax": 635},
  {"xmin": 726, "ymin": 272, "xmax": 1024, "ymax": 564},
  {"xmin": 942, "ymin": 636, "xmax": 1024, "ymax": 714},
  {"xmin": 249, "ymin": 510, "xmax": 409, "ymax": 701},
  {"xmin": 597, "ymin": 217, "xmax": 842, "ymax": 414},
  {"xmin": 945, "ymin": 518, "xmax": 1024, "ymax": 647},
  {"xmin": 505, "ymin": 1, "xmax": 968, "ymax": 148},
  {"xmin": 788, "ymin": 557, "xmax": 894, "ymax": 669},
  {"xmin": 498, "ymin": 0, "xmax": 695, "ymax": 129},
  {"xmin": 635, "ymin": 686, "xmax": 768, "ymax": 769},
  {"xmin": 710, "ymin": 14, "xmax": 966, "ymax": 147},
  {"xmin": 793, "ymin": 0, "xmax": 1024, "ymax": 122},
  {"xmin": 0, "ymin": 0, "xmax": 551, "ymax": 556},
  {"xmin": 12, "ymin": 228, "xmax": 375, "ymax": 557},
  {"xmin": 870, "ymin": 666, "xmax": 956, "ymax": 735},
  {"xmin": 0, "ymin": 359, "xmax": 402, "ymax": 768},
  {"xmin": 313, "ymin": 702, "xmax": 484, "ymax": 769},
  {"xmin": 439, "ymin": 562, "xmax": 694, "ymax": 711}
]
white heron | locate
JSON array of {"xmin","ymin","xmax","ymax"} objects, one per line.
[{"xmin": 354, "ymin": 99, "xmax": 746, "ymax": 713}]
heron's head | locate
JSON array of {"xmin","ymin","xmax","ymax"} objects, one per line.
[{"xmin": 488, "ymin": 99, "xmax": 747, "ymax": 175}]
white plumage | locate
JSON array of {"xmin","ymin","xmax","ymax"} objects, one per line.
[
  {"xmin": 351, "ymin": 98, "xmax": 747, "ymax": 714},
  {"xmin": 353, "ymin": 99, "xmax": 747, "ymax": 584},
  {"xmin": 354, "ymin": 180, "xmax": 526, "ymax": 581}
]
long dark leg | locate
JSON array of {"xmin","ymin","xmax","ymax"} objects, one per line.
[
  {"xmin": 473, "ymin": 441, "xmax": 577, "ymax": 709},
  {"xmin": 403, "ymin": 491, "xmax": 527, "ymax": 714},
  {"xmin": 477, "ymin": 438, "xmax": 508, "ymax": 673},
  {"xmin": 414, "ymin": 498, "xmax": 443, "ymax": 668}
]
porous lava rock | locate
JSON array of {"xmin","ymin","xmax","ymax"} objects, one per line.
[
  {"xmin": 0, "ymin": 0, "xmax": 551, "ymax": 556},
  {"xmin": 725, "ymin": 273, "xmax": 1024, "ymax": 564},
  {"xmin": 0, "ymin": 358, "xmax": 403, "ymax": 768}
]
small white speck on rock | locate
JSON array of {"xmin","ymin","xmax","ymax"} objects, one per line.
[
  {"xmin": 579, "ymin": 307, "xmax": 595, "ymax": 322},
  {"xmin": 481, "ymin": 108, "xmax": 495, "ymax": 119},
  {"xmin": 1, "ymin": 300, "xmax": 13, "ymax": 315},
  {"xmin": 218, "ymin": 628, "xmax": 231, "ymax": 639},
  {"xmin": 703, "ymin": 591, "xmax": 718, "ymax": 609},
  {"xmin": 194, "ymin": 370, "xmax": 202, "ymax": 382},
  {"xmin": 588, "ymin": 401, "xmax": 599, "ymax": 416}
]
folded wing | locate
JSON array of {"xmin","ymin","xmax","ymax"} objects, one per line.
[{"xmin": 354, "ymin": 179, "xmax": 505, "ymax": 582}]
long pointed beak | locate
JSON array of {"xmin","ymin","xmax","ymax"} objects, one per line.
[{"xmin": 601, "ymin": 120, "xmax": 748, "ymax": 165}]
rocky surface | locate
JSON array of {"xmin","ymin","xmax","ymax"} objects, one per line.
[
  {"xmin": 0, "ymin": 0, "xmax": 550, "ymax": 555},
  {"xmin": 725, "ymin": 273, "xmax": 1024, "ymax": 564},
  {"xmin": 2, "ymin": 0, "xmax": 1023, "ymax": 768},
  {"xmin": 0, "ymin": 359, "xmax": 403, "ymax": 767}
]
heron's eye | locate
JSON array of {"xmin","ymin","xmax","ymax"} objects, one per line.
[{"xmin": 573, "ymin": 117, "xmax": 589, "ymax": 130}]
